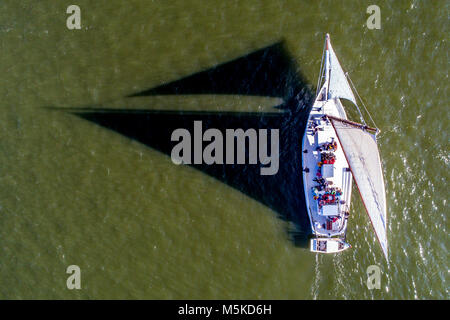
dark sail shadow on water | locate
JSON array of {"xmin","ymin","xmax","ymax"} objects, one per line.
[
  {"xmin": 50, "ymin": 41, "xmax": 315, "ymax": 248},
  {"xmin": 128, "ymin": 42, "xmax": 306, "ymax": 101}
]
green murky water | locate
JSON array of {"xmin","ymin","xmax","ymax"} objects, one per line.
[{"xmin": 0, "ymin": 0, "xmax": 448, "ymax": 299}]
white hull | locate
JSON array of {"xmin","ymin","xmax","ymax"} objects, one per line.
[{"xmin": 302, "ymin": 87, "xmax": 353, "ymax": 242}]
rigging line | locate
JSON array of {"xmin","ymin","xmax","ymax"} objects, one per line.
[
  {"xmin": 346, "ymin": 73, "xmax": 378, "ymax": 129},
  {"xmin": 342, "ymin": 72, "xmax": 366, "ymax": 126},
  {"xmin": 316, "ymin": 39, "xmax": 326, "ymax": 96},
  {"xmin": 316, "ymin": 40, "xmax": 326, "ymax": 95}
]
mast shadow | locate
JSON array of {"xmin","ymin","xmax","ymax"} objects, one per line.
[{"xmin": 53, "ymin": 41, "xmax": 315, "ymax": 248}]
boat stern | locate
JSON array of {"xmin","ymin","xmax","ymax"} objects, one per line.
[{"xmin": 310, "ymin": 238, "xmax": 351, "ymax": 254}]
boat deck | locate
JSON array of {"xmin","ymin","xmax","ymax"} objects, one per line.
[{"xmin": 302, "ymin": 93, "xmax": 353, "ymax": 237}]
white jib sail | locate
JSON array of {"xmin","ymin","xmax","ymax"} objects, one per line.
[
  {"xmin": 328, "ymin": 41, "xmax": 358, "ymax": 106},
  {"xmin": 329, "ymin": 118, "xmax": 388, "ymax": 259}
]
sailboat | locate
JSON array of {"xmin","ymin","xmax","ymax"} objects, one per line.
[{"xmin": 302, "ymin": 34, "xmax": 388, "ymax": 258}]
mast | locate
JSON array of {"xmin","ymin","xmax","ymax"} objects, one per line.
[{"xmin": 324, "ymin": 34, "xmax": 331, "ymax": 99}]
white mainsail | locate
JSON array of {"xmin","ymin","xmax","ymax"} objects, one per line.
[
  {"xmin": 327, "ymin": 39, "xmax": 358, "ymax": 106},
  {"xmin": 329, "ymin": 117, "xmax": 388, "ymax": 259}
]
